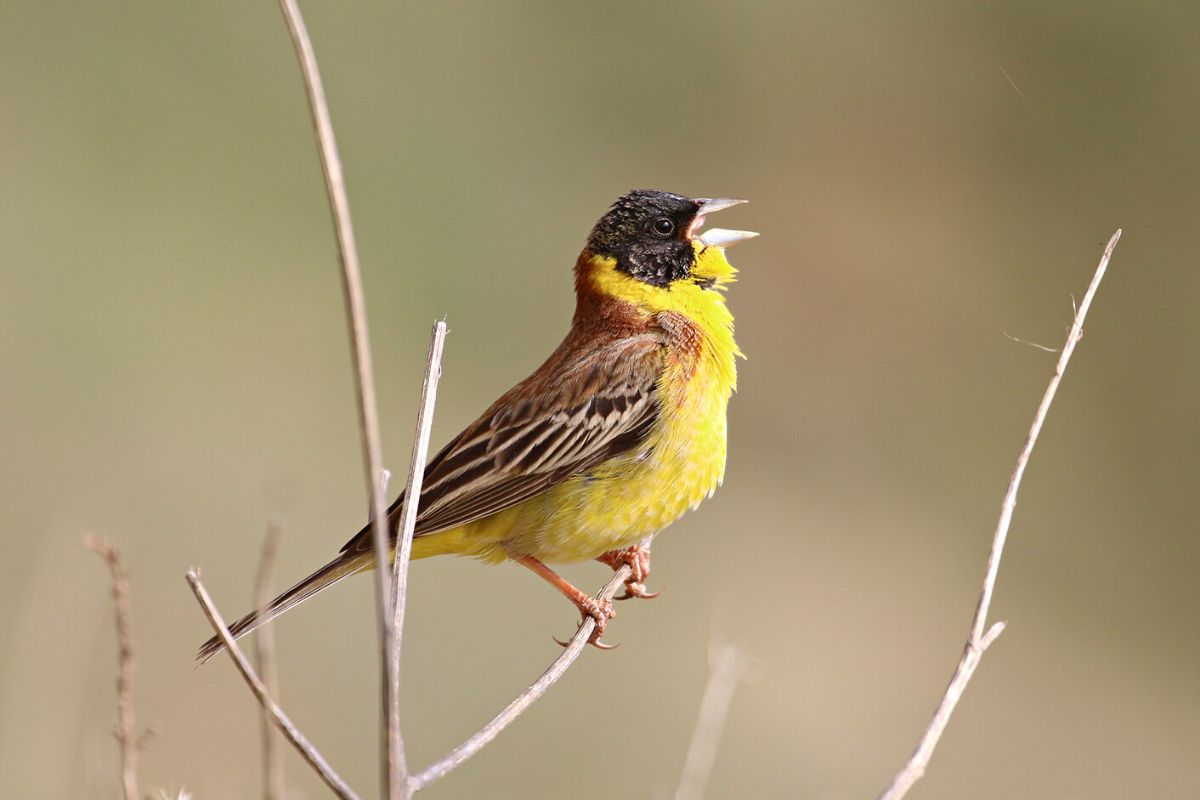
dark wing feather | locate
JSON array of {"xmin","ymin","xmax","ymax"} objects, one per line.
[{"xmin": 341, "ymin": 334, "xmax": 663, "ymax": 554}]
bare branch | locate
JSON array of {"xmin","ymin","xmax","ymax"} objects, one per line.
[
  {"xmin": 84, "ymin": 534, "xmax": 142, "ymax": 800},
  {"xmin": 253, "ymin": 521, "xmax": 286, "ymax": 800},
  {"xmin": 374, "ymin": 469, "xmax": 392, "ymax": 519},
  {"xmin": 411, "ymin": 565, "xmax": 633, "ymax": 792},
  {"xmin": 878, "ymin": 229, "xmax": 1122, "ymax": 800},
  {"xmin": 389, "ymin": 320, "xmax": 448, "ymax": 796},
  {"xmin": 187, "ymin": 570, "xmax": 362, "ymax": 800},
  {"xmin": 675, "ymin": 643, "xmax": 753, "ymax": 800},
  {"xmin": 270, "ymin": 0, "xmax": 397, "ymax": 794},
  {"xmin": 968, "ymin": 229, "xmax": 1121, "ymax": 646}
]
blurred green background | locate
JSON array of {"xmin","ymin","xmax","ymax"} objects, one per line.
[{"xmin": 2, "ymin": 1, "xmax": 1198, "ymax": 797}]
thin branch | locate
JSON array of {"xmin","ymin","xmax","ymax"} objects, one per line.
[
  {"xmin": 253, "ymin": 521, "xmax": 286, "ymax": 800},
  {"xmin": 411, "ymin": 565, "xmax": 633, "ymax": 792},
  {"xmin": 84, "ymin": 534, "xmax": 142, "ymax": 800},
  {"xmin": 969, "ymin": 230, "xmax": 1121, "ymax": 645},
  {"xmin": 878, "ymin": 229, "xmax": 1122, "ymax": 800},
  {"xmin": 271, "ymin": 0, "xmax": 397, "ymax": 795},
  {"xmin": 675, "ymin": 643, "xmax": 753, "ymax": 800},
  {"xmin": 187, "ymin": 570, "xmax": 362, "ymax": 800},
  {"xmin": 389, "ymin": 320, "xmax": 448, "ymax": 797},
  {"xmin": 374, "ymin": 469, "xmax": 393, "ymax": 519}
]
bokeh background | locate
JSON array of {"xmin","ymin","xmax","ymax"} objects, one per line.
[{"xmin": 2, "ymin": 1, "xmax": 1198, "ymax": 797}]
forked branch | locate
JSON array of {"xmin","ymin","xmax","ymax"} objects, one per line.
[
  {"xmin": 411, "ymin": 565, "xmax": 633, "ymax": 792},
  {"xmin": 271, "ymin": 0, "xmax": 398, "ymax": 794},
  {"xmin": 248, "ymin": 2, "xmax": 653, "ymax": 795},
  {"xmin": 878, "ymin": 229, "xmax": 1122, "ymax": 800}
]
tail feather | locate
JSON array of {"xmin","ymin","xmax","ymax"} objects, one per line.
[{"xmin": 195, "ymin": 551, "xmax": 367, "ymax": 663}]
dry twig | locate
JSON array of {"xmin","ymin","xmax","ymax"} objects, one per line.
[
  {"xmin": 878, "ymin": 229, "xmax": 1122, "ymax": 800},
  {"xmin": 187, "ymin": 570, "xmax": 362, "ymax": 800},
  {"xmin": 253, "ymin": 521, "xmax": 286, "ymax": 800},
  {"xmin": 411, "ymin": 565, "xmax": 633, "ymax": 791},
  {"xmin": 271, "ymin": 0, "xmax": 398, "ymax": 794},
  {"xmin": 84, "ymin": 534, "xmax": 144, "ymax": 800},
  {"xmin": 675, "ymin": 643, "xmax": 753, "ymax": 800},
  {"xmin": 389, "ymin": 321, "xmax": 448, "ymax": 796}
]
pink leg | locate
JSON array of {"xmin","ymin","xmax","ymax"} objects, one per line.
[{"xmin": 516, "ymin": 555, "xmax": 617, "ymax": 649}]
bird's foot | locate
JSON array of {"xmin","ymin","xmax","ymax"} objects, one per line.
[
  {"xmin": 597, "ymin": 544, "xmax": 662, "ymax": 601},
  {"xmin": 553, "ymin": 594, "xmax": 618, "ymax": 650},
  {"xmin": 514, "ymin": 555, "xmax": 619, "ymax": 650}
]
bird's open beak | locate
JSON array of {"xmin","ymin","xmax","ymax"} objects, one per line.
[{"xmin": 690, "ymin": 197, "xmax": 757, "ymax": 248}]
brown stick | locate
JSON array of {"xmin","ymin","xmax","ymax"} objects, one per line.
[
  {"xmin": 253, "ymin": 521, "xmax": 286, "ymax": 800},
  {"xmin": 270, "ymin": 0, "xmax": 399, "ymax": 795},
  {"xmin": 84, "ymin": 534, "xmax": 141, "ymax": 800},
  {"xmin": 187, "ymin": 570, "xmax": 362, "ymax": 800},
  {"xmin": 878, "ymin": 229, "xmax": 1122, "ymax": 800},
  {"xmin": 411, "ymin": 565, "xmax": 632, "ymax": 791}
]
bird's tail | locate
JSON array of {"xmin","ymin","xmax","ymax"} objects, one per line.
[{"xmin": 195, "ymin": 550, "xmax": 369, "ymax": 663}]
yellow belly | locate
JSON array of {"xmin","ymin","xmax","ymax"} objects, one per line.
[{"xmin": 411, "ymin": 355, "xmax": 731, "ymax": 565}]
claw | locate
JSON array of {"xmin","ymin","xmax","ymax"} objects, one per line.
[
  {"xmin": 553, "ymin": 632, "xmax": 620, "ymax": 650},
  {"xmin": 554, "ymin": 594, "xmax": 618, "ymax": 650},
  {"xmin": 616, "ymin": 582, "xmax": 663, "ymax": 601}
]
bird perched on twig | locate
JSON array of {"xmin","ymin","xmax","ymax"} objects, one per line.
[{"xmin": 198, "ymin": 189, "xmax": 754, "ymax": 657}]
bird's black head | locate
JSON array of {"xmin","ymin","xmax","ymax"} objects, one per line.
[{"xmin": 586, "ymin": 189, "xmax": 703, "ymax": 287}]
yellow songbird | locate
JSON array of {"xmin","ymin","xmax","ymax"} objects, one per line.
[{"xmin": 198, "ymin": 189, "xmax": 754, "ymax": 657}]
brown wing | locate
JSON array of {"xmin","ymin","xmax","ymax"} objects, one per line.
[{"xmin": 341, "ymin": 333, "xmax": 663, "ymax": 555}]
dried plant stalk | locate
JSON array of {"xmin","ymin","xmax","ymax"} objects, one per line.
[
  {"xmin": 388, "ymin": 320, "xmax": 448, "ymax": 798},
  {"xmin": 253, "ymin": 522, "xmax": 286, "ymax": 800},
  {"xmin": 85, "ymin": 534, "xmax": 142, "ymax": 800},
  {"xmin": 270, "ymin": 0, "xmax": 399, "ymax": 794},
  {"xmin": 878, "ymin": 229, "xmax": 1122, "ymax": 800},
  {"xmin": 188, "ymin": 570, "xmax": 362, "ymax": 800}
]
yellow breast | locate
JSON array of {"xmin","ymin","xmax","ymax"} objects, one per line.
[
  {"xmin": 412, "ymin": 243, "xmax": 741, "ymax": 565},
  {"xmin": 516, "ymin": 245, "xmax": 741, "ymax": 562}
]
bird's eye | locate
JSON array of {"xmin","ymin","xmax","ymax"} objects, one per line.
[{"xmin": 651, "ymin": 218, "xmax": 675, "ymax": 237}]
